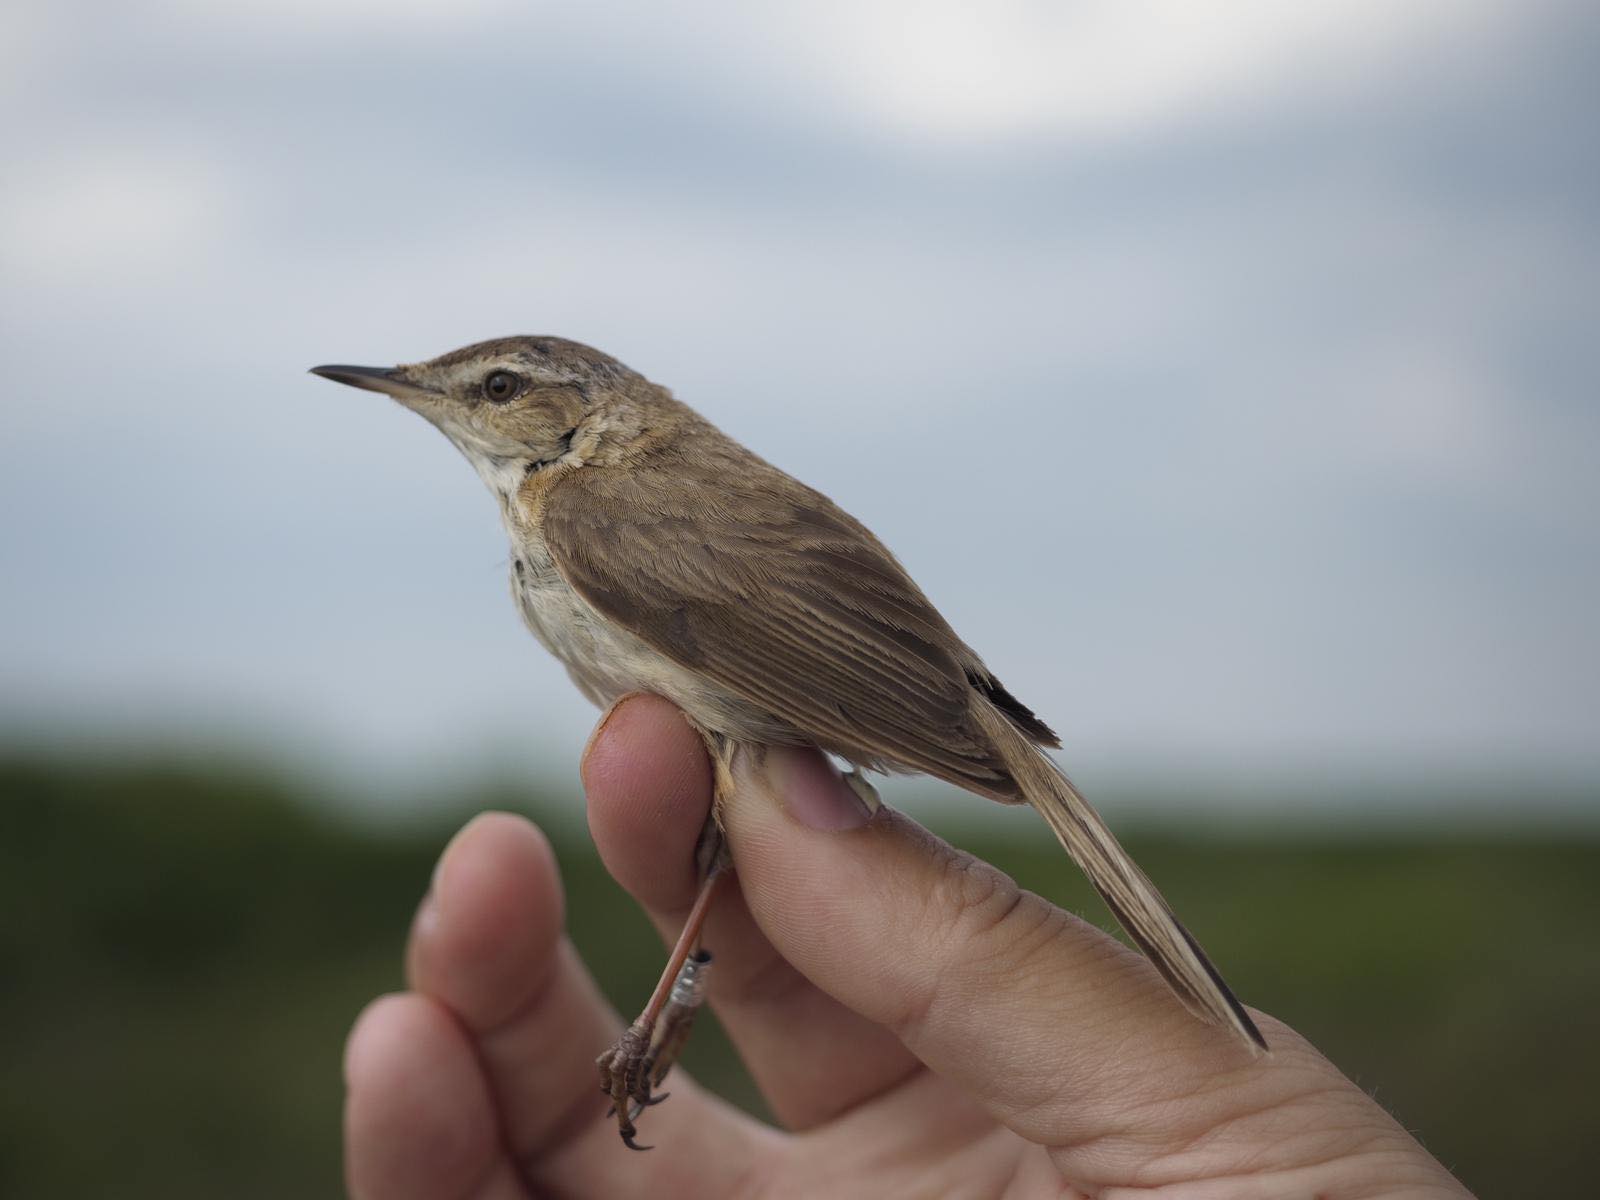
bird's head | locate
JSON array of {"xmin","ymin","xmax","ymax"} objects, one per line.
[{"xmin": 312, "ymin": 335, "xmax": 648, "ymax": 492}]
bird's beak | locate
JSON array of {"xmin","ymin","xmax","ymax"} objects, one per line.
[{"xmin": 309, "ymin": 364, "xmax": 440, "ymax": 401}]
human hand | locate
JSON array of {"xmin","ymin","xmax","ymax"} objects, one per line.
[{"xmin": 344, "ymin": 694, "xmax": 1473, "ymax": 1198}]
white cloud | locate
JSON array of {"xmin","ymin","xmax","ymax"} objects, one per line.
[
  {"xmin": 757, "ymin": 0, "xmax": 1515, "ymax": 142},
  {"xmin": 54, "ymin": 0, "xmax": 1525, "ymax": 146},
  {"xmin": 1344, "ymin": 342, "xmax": 1506, "ymax": 481},
  {"xmin": 0, "ymin": 2, "xmax": 54, "ymax": 98},
  {"xmin": 0, "ymin": 144, "xmax": 236, "ymax": 285},
  {"xmin": 147, "ymin": 0, "xmax": 516, "ymax": 36}
]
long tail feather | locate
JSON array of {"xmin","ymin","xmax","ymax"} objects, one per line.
[{"xmin": 972, "ymin": 700, "xmax": 1267, "ymax": 1052}]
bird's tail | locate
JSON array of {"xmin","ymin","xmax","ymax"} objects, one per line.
[{"xmin": 972, "ymin": 700, "xmax": 1267, "ymax": 1052}]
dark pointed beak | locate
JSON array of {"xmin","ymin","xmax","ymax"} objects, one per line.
[{"xmin": 309, "ymin": 364, "xmax": 439, "ymax": 400}]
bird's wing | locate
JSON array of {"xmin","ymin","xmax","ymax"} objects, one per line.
[
  {"xmin": 540, "ymin": 451, "xmax": 1022, "ymax": 793},
  {"xmin": 544, "ymin": 444, "xmax": 1266, "ymax": 1052}
]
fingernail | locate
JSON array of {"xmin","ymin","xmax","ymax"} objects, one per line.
[
  {"xmin": 431, "ymin": 820, "xmax": 466, "ymax": 899},
  {"xmin": 425, "ymin": 812, "xmax": 481, "ymax": 916},
  {"xmin": 413, "ymin": 887, "xmax": 440, "ymax": 941},
  {"xmin": 771, "ymin": 747, "xmax": 872, "ymax": 831}
]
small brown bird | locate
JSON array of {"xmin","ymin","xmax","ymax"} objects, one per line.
[{"xmin": 312, "ymin": 336, "xmax": 1264, "ymax": 1148}]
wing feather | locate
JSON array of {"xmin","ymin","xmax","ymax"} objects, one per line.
[{"xmin": 541, "ymin": 448, "xmax": 1013, "ymax": 792}]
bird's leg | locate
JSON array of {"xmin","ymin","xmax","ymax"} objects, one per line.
[
  {"xmin": 645, "ymin": 946, "xmax": 714, "ymax": 1089},
  {"xmin": 597, "ymin": 749, "xmax": 735, "ymax": 1151}
]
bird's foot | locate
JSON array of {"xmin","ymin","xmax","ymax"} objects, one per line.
[
  {"xmin": 596, "ymin": 950, "xmax": 714, "ymax": 1150},
  {"xmin": 597, "ymin": 1023, "xmax": 657, "ymax": 1150}
]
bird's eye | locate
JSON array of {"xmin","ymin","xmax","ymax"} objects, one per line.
[{"xmin": 483, "ymin": 371, "xmax": 521, "ymax": 402}]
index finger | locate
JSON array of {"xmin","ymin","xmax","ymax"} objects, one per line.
[{"xmin": 404, "ymin": 812, "xmax": 773, "ymax": 1194}]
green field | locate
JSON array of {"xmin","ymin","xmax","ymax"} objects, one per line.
[{"xmin": 2, "ymin": 758, "xmax": 1594, "ymax": 1198}]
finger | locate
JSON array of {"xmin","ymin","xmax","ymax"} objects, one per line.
[
  {"xmin": 344, "ymin": 993, "xmax": 532, "ymax": 1200},
  {"xmin": 406, "ymin": 811, "xmax": 772, "ymax": 1195},
  {"xmin": 718, "ymin": 749, "xmax": 1328, "ymax": 1176},
  {"xmin": 581, "ymin": 695, "xmax": 920, "ymax": 1129}
]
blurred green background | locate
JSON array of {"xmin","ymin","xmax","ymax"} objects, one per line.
[{"xmin": 3, "ymin": 755, "xmax": 1594, "ymax": 1199}]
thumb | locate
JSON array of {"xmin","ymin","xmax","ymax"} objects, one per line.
[{"xmin": 718, "ymin": 743, "xmax": 1278, "ymax": 1150}]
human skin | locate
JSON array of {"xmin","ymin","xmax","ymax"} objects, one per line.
[{"xmin": 343, "ymin": 694, "xmax": 1474, "ymax": 1199}]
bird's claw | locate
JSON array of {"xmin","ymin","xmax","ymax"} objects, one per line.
[{"xmin": 596, "ymin": 951, "xmax": 715, "ymax": 1148}]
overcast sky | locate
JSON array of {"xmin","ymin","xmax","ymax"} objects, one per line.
[{"xmin": 2, "ymin": 1, "xmax": 1596, "ymax": 815}]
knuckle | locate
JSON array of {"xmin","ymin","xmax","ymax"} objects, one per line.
[
  {"xmin": 887, "ymin": 841, "xmax": 1062, "ymax": 1040},
  {"xmin": 925, "ymin": 844, "xmax": 1025, "ymax": 945}
]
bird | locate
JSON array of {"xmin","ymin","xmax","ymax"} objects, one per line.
[{"xmin": 311, "ymin": 335, "xmax": 1265, "ymax": 1148}]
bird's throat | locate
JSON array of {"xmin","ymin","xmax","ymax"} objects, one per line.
[{"xmin": 448, "ymin": 441, "xmax": 533, "ymax": 513}]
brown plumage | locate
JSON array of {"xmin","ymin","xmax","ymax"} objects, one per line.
[
  {"xmin": 312, "ymin": 334, "xmax": 1265, "ymax": 1147},
  {"xmin": 542, "ymin": 415, "xmax": 1265, "ymax": 1052}
]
